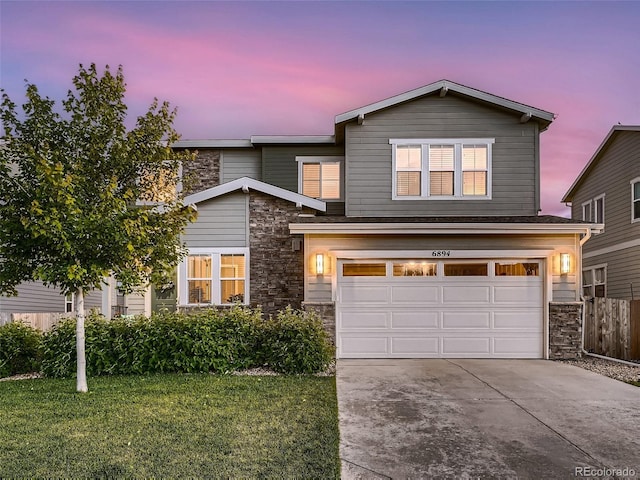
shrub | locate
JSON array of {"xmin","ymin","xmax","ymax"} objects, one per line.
[
  {"xmin": 260, "ymin": 307, "xmax": 334, "ymax": 374},
  {"xmin": 41, "ymin": 317, "xmax": 77, "ymax": 378},
  {"xmin": 0, "ymin": 322, "xmax": 43, "ymax": 377},
  {"xmin": 40, "ymin": 306, "xmax": 333, "ymax": 378}
]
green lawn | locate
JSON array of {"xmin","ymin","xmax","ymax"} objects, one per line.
[{"xmin": 0, "ymin": 374, "xmax": 340, "ymax": 478}]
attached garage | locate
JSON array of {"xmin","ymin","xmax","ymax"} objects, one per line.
[{"xmin": 336, "ymin": 258, "xmax": 544, "ymax": 359}]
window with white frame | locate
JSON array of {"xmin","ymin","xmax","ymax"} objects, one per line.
[
  {"xmin": 594, "ymin": 194, "xmax": 605, "ymax": 224},
  {"xmin": 582, "ymin": 200, "xmax": 592, "ymax": 222},
  {"xmin": 181, "ymin": 249, "xmax": 248, "ymax": 305},
  {"xmin": 65, "ymin": 293, "xmax": 74, "ymax": 313},
  {"xmin": 583, "ymin": 265, "xmax": 606, "ymax": 297},
  {"xmin": 632, "ymin": 178, "xmax": 640, "ymax": 222},
  {"xmin": 297, "ymin": 156, "xmax": 343, "ymax": 200},
  {"xmin": 390, "ymin": 139, "xmax": 493, "ymax": 199}
]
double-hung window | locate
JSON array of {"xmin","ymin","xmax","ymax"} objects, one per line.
[
  {"xmin": 632, "ymin": 178, "xmax": 640, "ymax": 222},
  {"xmin": 594, "ymin": 194, "xmax": 605, "ymax": 224},
  {"xmin": 582, "ymin": 195, "xmax": 605, "ymax": 231},
  {"xmin": 582, "ymin": 200, "xmax": 592, "ymax": 222},
  {"xmin": 390, "ymin": 139, "xmax": 493, "ymax": 199},
  {"xmin": 181, "ymin": 249, "xmax": 248, "ymax": 305},
  {"xmin": 297, "ymin": 156, "xmax": 343, "ymax": 200},
  {"xmin": 583, "ymin": 265, "xmax": 606, "ymax": 297}
]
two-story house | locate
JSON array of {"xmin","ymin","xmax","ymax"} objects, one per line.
[
  {"xmin": 562, "ymin": 125, "xmax": 640, "ymax": 300},
  {"xmin": 172, "ymin": 79, "xmax": 596, "ymax": 360}
]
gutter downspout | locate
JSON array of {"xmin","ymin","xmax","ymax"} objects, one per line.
[{"xmin": 579, "ymin": 228, "xmax": 640, "ymax": 367}]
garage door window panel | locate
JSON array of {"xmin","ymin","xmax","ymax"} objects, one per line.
[
  {"xmin": 444, "ymin": 263, "xmax": 488, "ymax": 276},
  {"xmin": 495, "ymin": 262, "xmax": 539, "ymax": 276},
  {"xmin": 393, "ymin": 262, "xmax": 437, "ymax": 277},
  {"xmin": 342, "ymin": 263, "xmax": 387, "ymax": 277}
]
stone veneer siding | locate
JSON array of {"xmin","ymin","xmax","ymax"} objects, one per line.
[
  {"xmin": 302, "ymin": 302, "xmax": 336, "ymax": 345},
  {"xmin": 549, "ymin": 302, "xmax": 583, "ymax": 359},
  {"xmin": 249, "ymin": 191, "xmax": 312, "ymax": 317},
  {"xmin": 182, "ymin": 149, "xmax": 220, "ymax": 194}
]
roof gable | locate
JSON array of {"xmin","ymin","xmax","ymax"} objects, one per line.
[
  {"xmin": 184, "ymin": 177, "xmax": 326, "ymax": 212},
  {"xmin": 562, "ymin": 125, "xmax": 640, "ymax": 203},
  {"xmin": 335, "ymin": 79, "xmax": 555, "ymax": 131}
]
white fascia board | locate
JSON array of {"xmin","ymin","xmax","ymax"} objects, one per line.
[
  {"xmin": 172, "ymin": 139, "xmax": 253, "ymax": 148},
  {"xmin": 185, "ymin": 177, "xmax": 326, "ymax": 212},
  {"xmin": 250, "ymin": 135, "xmax": 335, "ymax": 145},
  {"xmin": 289, "ymin": 222, "xmax": 595, "ymax": 235},
  {"xmin": 330, "ymin": 249, "xmax": 555, "ymax": 259},
  {"xmin": 335, "ymin": 79, "xmax": 554, "ymax": 126}
]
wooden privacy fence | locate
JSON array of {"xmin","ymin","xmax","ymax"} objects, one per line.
[
  {"xmin": 9, "ymin": 312, "xmax": 74, "ymax": 332},
  {"xmin": 584, "ymin": 297, "xmax": 640, "ymax": 360}
]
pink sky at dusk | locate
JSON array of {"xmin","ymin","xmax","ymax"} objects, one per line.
[{"xmin": 1, "ymin": 1, "xmax": 639, "ymax": 216}]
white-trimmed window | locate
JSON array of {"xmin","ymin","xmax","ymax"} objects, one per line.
[
  {"xmin": 583, "ymin": 265, "xmax": 606, "ymax": 297},
  {"xmin": 65, "ymin": 293, "xmax": 74, "ymax": 313},
  {"xmin": 582, "ymin": 200, "xmax": 592, "ymax": 222},
  {"xmin": 180, "ymin": 248, "xmax": 249, "ymax": 305},
  {"xmin": 594, "ymin": 194, "xmax": 605, "ymax": 224},
  {"xmin": 297, "ymin": 156, "xmax": 344, "ymax": 200},
  {"xmin": 632, "ymin": 178, "xmax": 640, "ymax": 222},
  {"xmin": 390, "ymin": 139, "xmax": 493, "ymax": 199}
]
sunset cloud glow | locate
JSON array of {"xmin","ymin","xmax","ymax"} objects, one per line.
[{"xmin": 2, "ymin": 1, "xmax": 639, "ymax": 216}]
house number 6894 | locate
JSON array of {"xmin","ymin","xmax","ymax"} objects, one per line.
[{"xmin": 432, "ymin": 250, "xmax": 451, "ymax": 257}]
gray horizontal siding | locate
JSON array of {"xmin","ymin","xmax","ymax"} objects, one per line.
[
  {"xmin": 85, "ymin": 290, "xmax": 102, "ymax": 312},
  {"xmin": 182, "ymin": 192, "xmax": 247, "ymax": 247},
  {"xmin": 0, "ymin": 283, "xmax": 106, "ymax": 315},
  {"xmin": 0, "ymin": 282, "xmax": 66, "ymax": 313},
  {"xmin": 584, "ymin": 246, "xmax": 640, "ymax": 300},
  {"xmin": 572, "ymin": 132, "xmax": 640, "ymax": 251},
  {"xmin": 345, "ymin": 94, "xmax": 539, "ymax": 217},
  {"xmin": 262, "ymin": 146, "xmax": 344, "ymax": 192},
  {"xmin": 222, "ymin": 148, "xmax": 262, "ymax": 182},
  {"xmin": 125, "ymin": 293, "xmax": 146, "ymax": 316}
]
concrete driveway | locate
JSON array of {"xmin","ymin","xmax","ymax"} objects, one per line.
[{"xmin": 337, "ymin": 359, "xmax": 640, "ymax": 479}]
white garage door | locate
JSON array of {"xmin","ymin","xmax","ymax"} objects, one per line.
[{"xmin": 336, "ymin": 259, "xmax": 543, "ymax": 358}]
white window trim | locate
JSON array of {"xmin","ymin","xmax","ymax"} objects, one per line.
[
  {"xmin": 594, "ymin": 194, "xmax": 605, "ymax": 228},
  {"xmin": 389, "ymin": 138, "xmax": 494, "ymax": 200},
  {"xmin": 296, "ymin": 156, "xmax": 344, "ymax": 201},
  {"xmin": 631, "ymin": 177, "xmax": 640, "ymax": 223},
  {"xmin": 65, "ymin": 293, "xmax": 75, "ymax": 313},
  {"xmin": 178, "ymin": 247, "xmax": 250, "ymax": 306},
  {"xmin": 581, "ymin": 199, "xmax": 593, "ymax": 222}
]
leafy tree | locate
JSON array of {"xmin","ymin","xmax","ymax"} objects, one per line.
[{"xmin": 0, "ymin": 64, "xmax": 196, "ymax": 392}]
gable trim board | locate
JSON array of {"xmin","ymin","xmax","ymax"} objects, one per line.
[
  {"xmin": 184, "ymin": 176, "xmax": 326, "ymax": 212},
  {"xmin": 562, "ymin": 125, "xmax": 640, "ymax": 203},
  {"xmin": 335, "ymin": 79, "xmax": 555, "ymax": 131}
]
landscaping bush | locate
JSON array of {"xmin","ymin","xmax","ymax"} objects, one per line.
[
  {"xmin": 0, "ymin": 322, "xmax": 43, "ymax": 377},
  {"xmin": 259, "ymin": 306, "xmax": 334, "ymax": 374},
  {"xmin": 41, "ymin": 305, "xmax": 333, "ymax": 378}
]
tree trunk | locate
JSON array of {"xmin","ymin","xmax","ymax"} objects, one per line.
[{"xmin": 75, "ymin": 287, "xmax": 88, "ymax": 393}]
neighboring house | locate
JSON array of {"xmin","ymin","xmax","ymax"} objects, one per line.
[
  {"xmin": 172, "ymin": 79, "xmax": 598, "ymax": 360},
  {"xmin": 562, "ymin": 125, "xmax": 640, "ymax": 300},
  {"xmin": 0, "ymin": 283, "xmax": 103, "ymax": 325}
]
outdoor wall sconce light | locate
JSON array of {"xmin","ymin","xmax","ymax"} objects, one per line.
[
  {"xmin": 316, "ymin": 253, "xmax": 325, "ymax": 275},
  {"xmin": 560, "ymin": 253, "xmax": 571, "ymax": 275}
]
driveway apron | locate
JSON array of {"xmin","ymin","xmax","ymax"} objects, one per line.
[{"xmin": 337, "ymin": 359, "xmax": 640, "ymax": 479}]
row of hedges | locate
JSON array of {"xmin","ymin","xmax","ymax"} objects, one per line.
[{"xmin": 0, "ymin": 306, "xmax": 334, "ymax": 378}]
